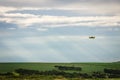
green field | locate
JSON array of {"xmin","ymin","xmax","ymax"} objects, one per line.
[
  {"xmin": 0, "ymin": 62, "xmax": 120, "ymax": 74},
  {"xmin": 0, "ymin": 62, "xmax": 120, "ymax": 80}
]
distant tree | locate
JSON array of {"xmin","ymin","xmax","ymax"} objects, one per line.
[
  {"xmin": 92, "ymin": 72, "xmax": 106, "ymax": 78},
  {"xmin": 104, "ymin": 68, "xmax": 120, "ymax": 74},
  {"xmin": 104, "ymin": 68, "xmax": 120, "ymax": 78},
  {"xmin": 15, "ymin": 68, "xmax": 39, "ymax": 75},
  {"xmin": 54, "ymin": 65, "xmax": 82, "ymax": 71}
]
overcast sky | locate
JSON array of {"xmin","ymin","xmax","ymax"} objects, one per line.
[{"xmin": 0, "ymin": 0, "xmax": 120, "ymax": 62}]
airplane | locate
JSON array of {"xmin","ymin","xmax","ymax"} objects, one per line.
[{"xmin": 89, "ymin": 36, "xmax": 95, "ymax": 39}]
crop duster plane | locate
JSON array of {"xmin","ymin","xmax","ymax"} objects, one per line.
[{"xmin": 89, "ymin": 36, "xmax": 95, "ymax": 39}]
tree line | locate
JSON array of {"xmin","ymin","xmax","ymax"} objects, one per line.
[
  {"xmin": 14, "ymin": 68, "xmax": 90, "ymax": 78},
  {"xmin": 54, "ymin": 65, "xmax": 82, "ymax": 71},
  {"xmin": 104, "ymin": 68, "xmax": 120, "ymax": 78},
  {"xmin": 0, "ymin": 67, "xmax": 120, "ymax": 78}
]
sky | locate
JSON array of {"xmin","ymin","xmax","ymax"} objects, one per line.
[{"xmin": 0, "ymin": 0, "xmax": 120, "ymax": 62}]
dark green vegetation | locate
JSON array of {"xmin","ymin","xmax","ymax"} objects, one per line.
[
  {"xmin": 0, "ymin": 62, "xmax": 120, "ymax": 73},
  {"xmin": 0, "ymin": 62, "xmax": 120, "ymax": 80}
]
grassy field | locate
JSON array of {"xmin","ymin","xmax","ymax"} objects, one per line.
[
  {"xmin": 0, "ymin": 76, "xmax": 120, "ymax": 80},
  {"xmin": 0, "ymin": 62, "xmax": 120, "ymax": 80},
  {"xmin": 0, "ymin": 75, "xmax": 120, "ymax": 80},
  {"xmin": 0, "ymin": 62, "xmax": 120, "ymax": 74}
]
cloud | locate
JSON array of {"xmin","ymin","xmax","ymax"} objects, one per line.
[
  {"xmin": 0, "ymin": 0, "xmax": 120, "ymax": 29},
  {"xmin": 0, "ymin": 6, "xmax": 17, "ymax": 13},
  {"xmin": 8, "ymin": 27, "xmax": 16, "ymax": 30},
  {"xmin": 0, "ymin": 12, "xmax": 120, "ymax": 28},
  {"xmin": 2, "ymin": 13, "xmax": 37, "ymax": 18},
  {"xmin": 0, "ymin": 0, "xmax": 120, "ymax": 15},
  {"xmin": 36, "ymin": 28, "xmax": 48, "ymax": 31},
  {"xmin": 1, "ymin": 0, "xmax": 120, "ymax": 18},
  {"xmin": 0, "ymin": 0, "xmax": 120, "ymax": 8}
]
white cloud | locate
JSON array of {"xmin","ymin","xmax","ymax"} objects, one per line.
[
  {"xmin": 63, "ymin": 1, "xmax": 120, "ymax": 15},
  {"xmin": 0, "ymin": 0, "xmax": 120, "ymax": 16},
  {"xmin": 2, "ymin": 13, "xmax": 37, "ymax": 18},
  {"xmin": 8, "ymin": 27, "xmax": 16, "ymax": 30},
  {"xmin": 37, "ymin": 28, "xmax": 48, "ymax": 31},
  {"xmin": 0, "ymin": 6, "xmax": 120, "ymax": 29},
  {"xmin": 0, "ymin": 14, "xmax": 120, "ymax": 28},
  {"xmin": 0, "ymin": 6, "xmax": 17, "ymax": 13}
]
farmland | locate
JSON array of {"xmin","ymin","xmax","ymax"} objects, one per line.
[
  {"xmin": 0, "ymin": 62, "xmax": 120, "ymax": 73},
  {"xmin": 0, "ymin": 62, "xmax": 120, "ymax": 80}
]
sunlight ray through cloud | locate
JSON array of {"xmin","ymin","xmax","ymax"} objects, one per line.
[{"xmin": 0, "ymin": 0, "xmax": 120, "ymax": 62}]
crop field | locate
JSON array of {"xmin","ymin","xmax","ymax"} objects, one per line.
[
  {"xmin": 0, "ymin": 62, "xmax": 120, "ymax": 80},
  {"xmin": 0, "ymin": 62, "xmax": 120, "ymax": 73}
]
